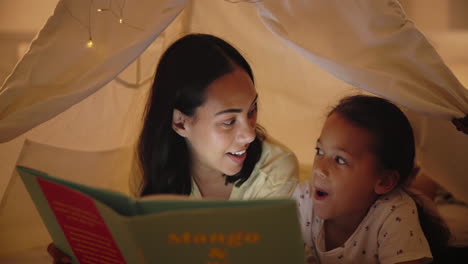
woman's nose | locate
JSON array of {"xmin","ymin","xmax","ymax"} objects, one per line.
[{"xmin": 238, "ymin": 119, "xmax": 256, "ymax": 144}]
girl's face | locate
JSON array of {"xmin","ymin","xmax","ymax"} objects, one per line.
[
  {"xmin": 178, "ymin": 67, "xmax": 258, "ymax": 178},
  {"xmin": 312, "ymin": 113, "xmax": 383, "ymax": 222}
]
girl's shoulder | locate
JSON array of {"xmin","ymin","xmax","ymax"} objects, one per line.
[
  {"xmin": 375, "ymin": 188, "xmax": 416, "ymax": 208},
  {"xmin": 292, "ymin": 180, "xmax": 313, "ymax": 200},
  {"xmin": 293, "ymin": 180, "xmax": 312, "ymax": 199},
  {"xmin": 368, "ymin": 188, "xmax": 419, "ymax": 223},
  {"xmin": 369, "ymin": 188, "xmax": 433, "ymax": 263}
]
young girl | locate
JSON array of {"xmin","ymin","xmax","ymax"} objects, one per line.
[
  {"xmin": 293, "ymin": 95, "xmax": 449, "ymax": 264},
  {"xmin": 48, "ymin": 33, "xmax": 299, "ymax": 263}
]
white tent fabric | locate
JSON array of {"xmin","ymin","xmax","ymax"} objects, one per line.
[
  {"xmin": 1, "ymin": 0, "xmax": 467, "ymax": 142},
  {"xmin": 257, "ymin": 0, "xmax": 468, "ymax": 119},
  {"xmin": 0, "ymin": 0, "xmax": 467, "ymax": 260},
  {"xmin": 0, "ymin": 0, "xmax": 187, "ymax": 142}
]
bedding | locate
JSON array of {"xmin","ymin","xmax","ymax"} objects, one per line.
[
  {"xmin": 437, "ymin": 202, "xmax": 468, "ymax": 262},
  {"xmin": 435, "ymin": 189, "xmax": 468, "ymax": 248}
]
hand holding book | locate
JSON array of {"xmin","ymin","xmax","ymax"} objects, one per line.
[{"xmin": 47, "ymin": 243, "xmax": 71, "ymax": 264}]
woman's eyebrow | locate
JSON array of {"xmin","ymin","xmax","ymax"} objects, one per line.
[
  {"xmin": 215, "ymin": 108, "xmax": 242, "ymax": 115},
  {"xmin": 215, "ymin": 94, "xmax": 258, "ymax": 116}
]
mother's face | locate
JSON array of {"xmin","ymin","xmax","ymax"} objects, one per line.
[{"xmin": 173, "ymin": 67, "xmax": 258, "ymax": 177}]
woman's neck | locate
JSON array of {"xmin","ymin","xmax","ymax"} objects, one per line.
[{"xmin": 191, "ymin": 166, "xmax": 233, "ymax": 200}]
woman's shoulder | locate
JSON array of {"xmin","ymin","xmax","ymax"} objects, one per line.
[
  {"xmin": 260, "ymin": 137, "xmax": 297, "ymax": 162},
  {"xmin": 233, "ymin": 137, "xmax": 299, "ymax": 199},
  {"xmin": 257, "ymin": 136, "xmax": 299, "ymax": 176}
]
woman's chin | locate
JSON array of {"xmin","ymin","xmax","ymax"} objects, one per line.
[
  {"xmin": 224, "ymin": 170, "xmax": 241, "ymax": 178},
  {"xmin": 221, "ymin": 163, "xmax": 244, "ymax": 176}
]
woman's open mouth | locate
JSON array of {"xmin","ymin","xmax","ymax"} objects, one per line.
[{"xmin": 227, "ymin": 150, "xmax": 247, "ymax": 164}]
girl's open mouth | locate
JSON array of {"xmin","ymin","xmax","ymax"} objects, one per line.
[{"xmin": 314, "ymin": 188, "xmax": 329, "ymax": 200}]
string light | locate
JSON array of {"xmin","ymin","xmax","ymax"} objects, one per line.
[
  {"xmin": 86, "ymin": 39, "xmax": 94, "ymax": 48},
  {"xmin": 64, "ymin": 0, "xmax": 142, "ymax": 48},
  {"xmin": 96, "ymin": 0, "xmax": 125, "ymax": 25}
]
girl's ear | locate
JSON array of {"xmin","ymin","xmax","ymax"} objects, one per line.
[
  {"xmin": 374, "ymin": 170, "xmax": 399, "ymax": 195},
  {"xmin": 172, "ymin": 109, "xmax": 189, "ymax": 137}
]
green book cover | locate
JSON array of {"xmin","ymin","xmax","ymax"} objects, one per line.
[{"xmin": 17, "ymin": 166, "xmax": 306, "ymax": 264}]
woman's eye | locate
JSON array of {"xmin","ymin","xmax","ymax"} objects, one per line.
[
  {"xmin": 315, "ymin": 147, "xmax": 324, "ymax": 156},
  {"xmin": 335, "ymin": 156, "xmax": 347, "ymax": 165},
  {"xmin": 248, "ymin": 105, "xmax": 258, "ymax": 117},
  {"xmin": 223, "ymin": 119, "xmax": 235, "ymax": 126}
]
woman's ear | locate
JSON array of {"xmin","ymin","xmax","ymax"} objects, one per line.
[
  {"xmin": 374, "ymin": 170, "xmax": 399, "ymax": 195},
  {"xmin": 172, "ymin": 109, "xmax": 189, "ymax": 137}
]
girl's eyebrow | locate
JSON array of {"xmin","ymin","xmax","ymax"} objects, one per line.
[
  {"xmin": 317, "ymin": 139, "xmax": 353, "ymax": 155},
  {"xmin": 215, "ymin": 94, "xmax": 258, "ymax": 116}
]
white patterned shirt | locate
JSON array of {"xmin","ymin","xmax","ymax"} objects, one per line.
[{"xmin": 293, "ymin": 181, "xmax": 432, "ymax": 264}]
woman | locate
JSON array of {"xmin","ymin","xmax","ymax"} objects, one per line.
[
  {"xmin": 49, "ymin": 33, "xmax": 299, "ymax": 263},
  {"xmin": 135, "ymin": 33, "xmax": 298, "ymax": 199}
]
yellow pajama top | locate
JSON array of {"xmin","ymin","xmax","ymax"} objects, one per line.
[{"xmin": 190, "ymin": 138, "xmax": 299, "ymax": 200}]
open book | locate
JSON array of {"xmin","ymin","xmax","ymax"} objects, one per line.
[{"xmin": 17, "ymin": 166, "xmax": 305, "ymax": 264}]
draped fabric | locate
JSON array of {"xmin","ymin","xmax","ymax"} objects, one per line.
[
  {"xmin": 257, "ymin": 0, "xmax": 468, "ymax": 118},
  {"xmin": 1, "ymin": 0, "xmax": 467, "ymax": 143},
  {"xmin": 0, "ymin": 0, "xmax": 188, "ymax": 142}
]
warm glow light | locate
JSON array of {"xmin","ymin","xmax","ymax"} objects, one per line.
[{"xmin": 75, "ymin": 1, "xmax": 136, "ymax": 46}]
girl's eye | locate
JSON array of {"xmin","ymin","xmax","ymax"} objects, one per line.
[
  {"xmin": 315, "ymin": 147, "xmax": 324, "ymax": 156},
  {"xmin": 335, "ymin": 156, "xmax": 347, "ymax": 165}
]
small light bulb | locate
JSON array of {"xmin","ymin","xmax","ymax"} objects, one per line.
[
  {"xmin": 119, "ymin": 18, "xmax": 123, "ymax": 24},
  {"xmin": 86, "ymin": 39, "xmax": 94, "ymax": 48}
]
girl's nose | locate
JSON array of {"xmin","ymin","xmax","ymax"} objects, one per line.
[{"xmin": 313, "ymin": 158, "xmax": 328, "ymax": 179}]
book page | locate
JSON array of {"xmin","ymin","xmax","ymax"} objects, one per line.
[{"xmin": 37, "ymin": 178, "xmax": 127, "ymax": 264}]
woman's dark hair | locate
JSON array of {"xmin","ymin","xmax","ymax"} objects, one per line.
[
  {"xmin": 329, "ymin": 95, "xmax": 450, "ymax": 263},
  {"xmin": 138, "ymin": 34, "xmax": 264, "ymax": 196}
]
